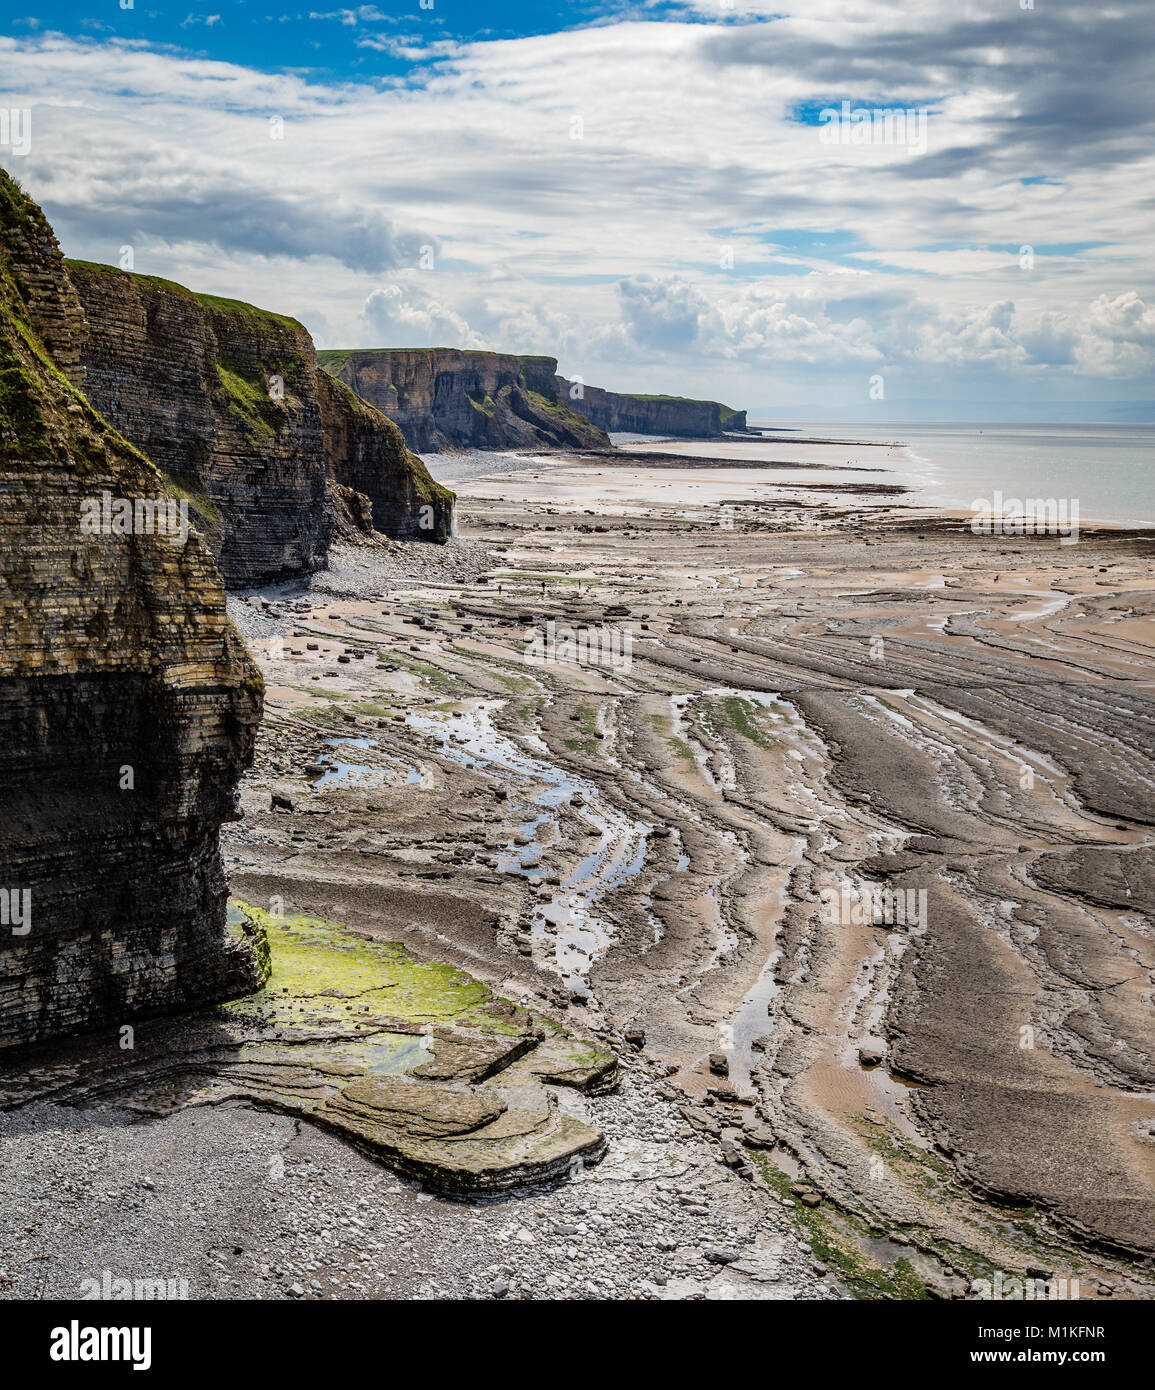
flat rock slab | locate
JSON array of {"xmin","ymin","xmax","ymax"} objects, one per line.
[
  {"xmin": 330, "ymin": 1075, "xmax": 506, "ymax": 1138},
  {"xmin": 0, "ymin": 903, "xmax": 618, "ymax": 1194}
]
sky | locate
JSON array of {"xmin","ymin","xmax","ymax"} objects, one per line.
[{"xmin": 1, "ymin": 0, "xmax": 1153, "ymax": 420}]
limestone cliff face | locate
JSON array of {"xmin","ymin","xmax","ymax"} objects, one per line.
[
  {"xmin": 318, "ymin": 347, "xmax": 746, "ymax": 448},
  {"xmin": 68, "ymin": 265, "xmax": 454, "ymax": 586},
  {"xmin": 557, "ymin": 380, "xmax": 747, "ymax": 437},
  {"xmin": 318, "ymin": 369, "xmax": 453, "ymax": 542},
  {"xmin": 67, "ymin": 263, "xmax": 332, "ymax": 588},
  {"xmin": 0, "ymin": 172, "xmax": 264, "ymax": 1046},
  {"xmin": 318, "ymin": 348, "xmax": 610, "ymax": 452}
]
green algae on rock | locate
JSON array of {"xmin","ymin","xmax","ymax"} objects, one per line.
[
  {"xmin": 0, "ymin": 900, "xmax": 617, "ymax": 1193},
  {"xmin": 223, "ymin": 904, "xmax": 616, "ymax": 1188}
]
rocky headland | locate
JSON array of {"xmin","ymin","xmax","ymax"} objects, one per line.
[
  {"xmin": 68, "ymin": 262, "xmax": 454, "ymax": 587},
  {"xmin": 0, "ymin": 172, "xmax": 264, "ymax": 1045},
  {"xmin": 317, "ymin": 348, "xmax": 609, "ymax": 454},
  {"xmin": 317, "ymin": 347, "xmax": 746, "ymax": 451},
  {"xmin": 563, "ymin": 382, "xmax": 747, "ymax": 438}
]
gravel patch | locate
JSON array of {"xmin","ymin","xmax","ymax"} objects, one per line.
[{"xmin": 0, "ymin": 1060, "xmax": 836, "ymax": 1302}]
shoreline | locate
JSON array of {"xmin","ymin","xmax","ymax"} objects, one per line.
[
  {"xmin": 421, "ymin": 442, "xmax": 1155, "ymax": 534},
  {"xmin": 216, "ymin": 487, "xmax": 1154, "ymax": 1295}
]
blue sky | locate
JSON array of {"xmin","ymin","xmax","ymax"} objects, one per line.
[
  {"xmin": 10, "ymin": 1, "xmax": 689, "ymax": 79},
  {"xmin": 2, "ymin": 0, "xmax": 1154, "ymax": 419},
  {"xmin": 27, "ymin": 1, "xmax": 587, "ymax": 67}
]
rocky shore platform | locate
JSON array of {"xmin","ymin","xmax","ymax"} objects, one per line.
[{"xmin": 4, "ymin": 450, "xmax": 1153, "ymax": 1301}]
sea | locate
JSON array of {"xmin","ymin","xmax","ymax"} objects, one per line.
[
  {"xmin": 426, "ymin": 422, "xmax": 1155, "ymax": 529},
  {"xmin": 715, "ymin": 421, "xmax": 1155, "ymax": 528}
]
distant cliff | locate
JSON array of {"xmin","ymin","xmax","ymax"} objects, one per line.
[
  {"xmin": 318, "ymin": 348, "xmax": 745, "ymax": 449},
  {"xmin": 0, "ymin": 171, "xmax": 264, "ymax": 1045},
  {"xmin": 557, "ymin": 381, "xmax": 747, "ymax": 438},
  {"xmin": 318, "ymin": 349, "xmax": 609, "ymax": 452},
  {"xmin": 318, "ymin": 368, "xmax": 452, "ymax": 542},
  {"xmin": 68, "ymin": 265, "xmax": 454, "ymax": 585}
]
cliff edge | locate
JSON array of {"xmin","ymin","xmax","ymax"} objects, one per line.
[
  {"xmin": 557, "ymin": 380, "xmax": 747, "ymax": 438},
  {"xmin": 0, "ymin": 172, "xmax": 265, "ymax": 1045},
  {"xmin": 68, "ymin": 264, "xmax": 454, "ymax": 586},
  {"xmin": 317, "ymin": 348, "xmax": 610, "ymax": 452},
  {"xmin": 318, "ymin": 347, "xmax": 746, "ymax": 449}
]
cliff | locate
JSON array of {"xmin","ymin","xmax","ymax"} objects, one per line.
[
  {"xmin": 319, "ymin": 347, "xmax": 746, "ymax": 448},
  {"xmin": 0, "ymin": 171, "xmax": 264, "ymax": 1046},
  {"xmin": 557, "ymin": 381, "xmax": 746, "ymax": 438},
  {"xmin": 67, "ymin": 264, "xmax": 453, "ymax": 586},
  {"xmin": 318, "ymin": 369, "xmax": 453, "ymax": 542},
  {"xmin": 317, "ymin": 348, "xmax": 610, "ymax": 452}
]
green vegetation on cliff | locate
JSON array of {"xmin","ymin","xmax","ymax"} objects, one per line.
[
  {"xmin": 624, "ymin": 393, "xmax": 744, "ymax": 425},
  {"xmin": 1, "ymin": 169, "xmax": 265, "ymax": 1046},
  {"xmin": 61, "ymin": 254, "xmax": 455, "ymax": 571},
  {"xmin": 215, "ymin": 362, "xmax": 278, "ymax": 440},
  {"xmin": 522, "ymin": 387, "xmax": 608, "ymax": 437},
  {"xmin": 192, "ymin": 290, "xmax": 306, "ymax": 337}
]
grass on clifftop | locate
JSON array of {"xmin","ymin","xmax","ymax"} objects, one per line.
[
  {"xmin": 67, "ymin": 259, "xmax": 203, "ymax": 302},
  {"xmin": 620, "ymin": 392, "xmax": 742, "ymax": 423},
  {"xmin": 317, "ymin": 348, "xmax": 557, "ymax": 363},
  {"xmin": 64, "ymin": 262, "xmax": 308, "ymax": 339},
  {"xmin": 193, "ymin": 290, "xmax": 306, "ymax": 337}
]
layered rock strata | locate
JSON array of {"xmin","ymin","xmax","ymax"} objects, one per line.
[
  {"xmin": 0, "ymin": 906, "xmax": 616, "ymax": 1191},
  {"xmin": 557, "ymin": 380, "xmax": 747, "ymax": 437},
  {"xmin": 68, "ymin": 263, "xmax": 453, "ymax": 585},
  {"xmin": 318, "ymin": 348, "xmax": 609, "ymax": 453},
  {"xmin": 317, "ymin": 368, "xmax": 453, "ymax": 542},
  {"xmin": 0, "ymin": 171, "xmax": 264, "ymax": 1046},
  {"xmin": 318, "ymin": 347, "xmax": 747, "ymax": 449}
]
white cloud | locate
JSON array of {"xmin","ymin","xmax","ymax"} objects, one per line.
[
  {"xmin": 361, "ymin": 282, "xmax": 480, "ymax": 348},
  {"xmin": 619, "ymin": 276, "xmax": 704, "ymax": 350},
  {"xmin": 0, "ymin": 10, "xmax": 1151, "ymax": 403}
]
